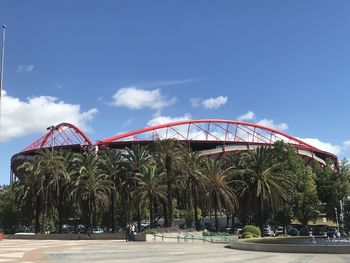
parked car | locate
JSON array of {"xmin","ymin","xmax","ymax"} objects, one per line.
[
  {"xmin": 93, "ymin": 227, "xmax": 104, "ymax": 234},
  {"xmin": 262, "ymin": 225, "xmax": 274, "ymax": 237},
  {"xmin": 233, "ymin": 227, "xmax": 243, "ymax": 235},
  {"xmin": 203, "ymin": 222, "xmax": 216, "ymax": 232},
  {"xmin": 274, "ymin": 226, "xmax": 284, "ymax": 235},
  {"xmin": 312, "ymin": 227, "xmax": 326, "ymax": 237},
  {"xmin": 287, "ymin": 228, "xmax": 299, "ymax": 236},
  {"xmin": 327, "ymin": 227, "xmax": 340, "ymax": 238},
  {"xmin": 299, "ymin": 227, "xmax": 312, "ymax": 236},
  {"xmin": 62, "ymin": 224, "xmax": 74, "ymax": 234},
  {"xmin": 75, "ymin": 224, "xmax": 87, "ymax": 234}
]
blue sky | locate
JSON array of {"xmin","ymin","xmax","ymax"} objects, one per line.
[{"xmin": 1, "ymin": 0, "xmax": 350, "ymax": 185}]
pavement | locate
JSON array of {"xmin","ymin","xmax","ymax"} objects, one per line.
[{"xmin": 1, "ymin": 239, "xmax": 350, "ymax": 262}]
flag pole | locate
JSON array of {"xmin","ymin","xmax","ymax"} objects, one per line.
[{"xmin": 0, "ymin": 25, "xmax": 6, "ymax": 125}]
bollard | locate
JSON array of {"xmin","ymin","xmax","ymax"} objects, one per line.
[
  {"xmin": 162, "ymin": 234, "xmax": 164, "ymax": 242},
  {"xmin": 177, "ymin": 236, "xmax": 180, "ymax": 243},
  {"xmin": 0, "ymin": 232, "xmax": 3, "ymax": 241}
]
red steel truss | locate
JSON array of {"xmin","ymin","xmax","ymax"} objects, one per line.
[
  {"xmin": 98, "ymin": 119, "xmax": 337, "ymax": 165},
  {"xmin": 15, "ymin": 119, "xmax": 337, "ymax": 168},
  {"xmin": 22, "ymin": 122, "xmax": 92, "ymax": 152},
  {"xmin": 99, "ymin": 119, "xmax": 316, "ymax": 149}
]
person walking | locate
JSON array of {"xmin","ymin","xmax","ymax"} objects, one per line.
[
  {"xmin": 130, "ymin": 224, "xmax": 136, "ymax": 241},
  {"xmin": 125, "ymin": 224, "xmax": 131, "ymax": 242}
]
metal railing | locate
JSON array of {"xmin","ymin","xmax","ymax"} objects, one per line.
[{"xmin": 152, "ymin": 232, "xmax": 236, "ymax": 244}]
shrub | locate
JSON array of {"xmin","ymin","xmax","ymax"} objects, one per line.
[
  {"xmin": 202, "ymin": 230, "xmax": 210, "ymax": 236},
  {"xmin": 144, "ymin": 228, "xmax": 159, "ymax": 235},
  {"xmin": 243, "ymin": 225, "xmax": 261, "ymax": 237},
  {"xmin": 202, "ymin": 230, "xmax": 231, "ymax": 236},
  {"xmin": 240, "ymin": 232, "xmax": 255, "ymax": 238}
]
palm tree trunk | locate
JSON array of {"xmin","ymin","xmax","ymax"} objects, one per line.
[
  {"xmin": 58, "ymin": 187, "xmax": 65, "ymax": 234},
  {"xmin": 88, "ymin": 200, "xmax": 93, "ymax": 238},
  {"xmin": 214, "ymin": 196, "xmax": 219, "ymax": 231},
  {"xmin": 258, "ymin": 196, "xmax": 264, "ymax": 232},
  {"xmin": 163, "ymin": 201, "xmax": 168, "ymax": 227},
  {"xmin": 231, "ymin": 211, "xmax": 235, "ymax": 231},
  {"xmin": 193, "ymin": 189, "xmax": 199, "ymax": 230},
  {"xmin": 149, "ymin": 197, "xmax": 154, "ymax": 228},
  {"xmin": 35, "ymin": 196, "xmax": 41, "ymax": 234},
  {"xmin": 41, "ymin": 187, "xmax": 48, "ymax": 234},
  {"xmin": 226, "ymin": 213, "xmax": 230, "ymax": 228},
  {"xmin": 137, "ymin": 202, "xmax": 142, "ymax": 232},
  {"xmin": 166, "ymin": 159, "xmax": 174, "ymax": 227},
  {"xmin": 111, "ymin": 192, "xmax": 115, "ymax": 232}
]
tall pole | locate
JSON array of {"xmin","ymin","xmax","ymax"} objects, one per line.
[{"xmin": 0, "ymin": 25, "xmax": 6, "ymax": 124}]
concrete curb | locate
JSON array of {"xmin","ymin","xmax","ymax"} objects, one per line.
[{"xmin": 230, "ymin": 237, "xmax": 350, "ymax": 254}]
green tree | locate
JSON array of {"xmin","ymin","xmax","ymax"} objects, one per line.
[
  {"xmin": 155, "ymin": 139, "xmax": 186, "ymax": 227},
  {"xmin": 0, "ymin": 185, "xmax": 20, "ymax": 234},
  {"xmin": 202, "ymin": 158, "xmax": 238, "ymax": 231},
  {"xmin": 71, "ymin": 150, "xmax": 113, "ymax": 235},
  {"xmin": 56, "ymin": 149, "xmax": 74, "ymax": 233},
  {"xmin": 134, "ymin": 165, "xmax": 167, "ymax": 227},
  {"xmin": 18, "ymin": 149, "xmax": 67, "ymax": 234},
  {"xmin": 124, "ymin": 145, "xmax": 152, "ymax": 230},
  {"xmin": 241, "ymin": 146, "xmax": 294, "ymax": 230},
  {"xmin": 99, "ymin": 149, "xmax": 124, "ymax": 232},
  {"xmin": 293, "ymin": 166, "xmax": 319, "ymax": 225},
  {"xmin": 180, "ymin": 151, "xmax": 206, "ymax": 230}
]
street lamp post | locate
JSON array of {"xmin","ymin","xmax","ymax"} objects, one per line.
[
  {"xmin": 47, "ymin": 125, "xmax": 56, "ymax": 153},
  {"xmin": 335, "ymin": 207, "xmax": 340, "ymax": 234},
  {"xmin": 42, "ymin": 125, "xmax": 56, "ymax": 234}
]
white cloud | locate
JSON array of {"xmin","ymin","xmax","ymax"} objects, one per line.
[
  {"xmin": 343, "ymin": 140, "xmax": 350, "ymax": 148},
  {"xmin": 147, "ymin": 113, "xmax": 192, "ymax": 127},
  {"xmin": 256, "ymin": 119, "xmax": 288, "ymax": 131},
  {"xmin": 0, "ymin": 90, "xmax": 97, "ymax": 142},
  {"xmin": 139, "ymin": 78, "xmax": 199, "ymax": 87},
  {"xmin": 201, "ymin": 96, "xmax": 228, "ymax": 109},
  {"xmin": 190, "ymin": 97, "xmax": 201, "ymax": 108},
  {"xmin": 112, "ymin": 87, "xmax": 176, "ymax": 110},
  {"xmin": 300, "ymin": 137, "xmax": 342, "ymax": 155},
  {"xmin": 17, "ymin": 65, "xmax": 35, "ymax": 73},
  {"xmin": 238, "ymin": 111, "xmax": 255, "ymax": 121}
]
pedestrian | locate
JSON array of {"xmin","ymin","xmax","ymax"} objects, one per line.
[
  {"xmin": 125, "ymin": 224, "xmax": 130, "ymax": 242},
  {"xmin": 130, "ymin": 224, "xmax": 136, "ymax": 241}
]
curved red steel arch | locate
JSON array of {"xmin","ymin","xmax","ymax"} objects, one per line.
[
  {"xmin": 99, "ymin": 119, "xmax": 313, "ymax": 147},
  {"xmin": 22, "ymin": 122, "xmax": 92, "ymax": 152},
  {"xmin": 97, "ymin": 119, "xmax": 337, "ymax": 160}
]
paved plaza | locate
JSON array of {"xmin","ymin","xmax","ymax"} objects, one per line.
[{"xmin": 0, "ymin": 239, "xmax": 350, "ymax": 262}]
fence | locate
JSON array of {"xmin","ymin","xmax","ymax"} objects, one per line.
[{"xmin": 152, "ymin": 232, "xmax": 236, "ymax": 244}]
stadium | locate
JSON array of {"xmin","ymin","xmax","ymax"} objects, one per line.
[{"xmin": 10, "ymin": 119, "xmax": 338, "ymax": 182}]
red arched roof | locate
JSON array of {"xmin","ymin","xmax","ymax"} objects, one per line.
[{"xmin": 22, "ymin": 122, "xmax": 92, "ymax": 152}]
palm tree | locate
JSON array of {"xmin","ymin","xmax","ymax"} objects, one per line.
[
  {"xmin": 99, "ymin": 149, "xmax": 124, "ymax": 232},
  {"xmin": 155, "ymin": 139, "xmax": 186, "ymax": 227},
  {"xmin": 124, "ymin": 145, "xmax": 152, "ymax": 231},
  {"xmin": 56, "ymin": 149, "xmax": 74, "ymax": 233},
  {"xmin": 241, "ymin": 146, "xmax": 294, "ymax": 230},
  {"xmin": 134, "ymin": 165, "xmax": 167, "ymax": 228},
  {"xmin": 202, "ymin": 158, "xmax": 238, "ymax": 231},
  {"xmin": 16, "ymin": 160, "xmax": 41, "ymax": 233},
  {"xmin": 18, "ymin": 149, "xmax": 67, "ymax": 234},
  {"xmin": 71, "ymin": 150, "xmax": 113, "ymax": 235},
  {"xmin": 225, "ymin": 152, "xmax": 248, "ymax": 229},
  {"xmin": 180, "ymin": 151, "xmax": 206, "ymax": 230}
]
